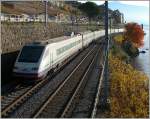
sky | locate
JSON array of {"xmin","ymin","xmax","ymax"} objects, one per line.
[{"xmin": 79, "ymin": 1, "xmax": 149, "ymax": 25}]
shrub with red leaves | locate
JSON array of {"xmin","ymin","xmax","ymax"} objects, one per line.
[{"xmin": 124, "ymin": 22, "xmax": 144, "ymax": 48}]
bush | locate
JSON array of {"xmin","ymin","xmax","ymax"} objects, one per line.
[
  {"xmin": 108, "ymin": 54, "xmax": 149, "ymax": 118},
  {"xmin": 113, "ymin": 34, "xmax": 124, "ymax": 44},
  {"xmin": 113, "ymin": 34, "xmax": 139, "ymax": 58},
  {"xmin": 122, "ymin": 41, "xmax": 139, "ymax": 57},
  {"xmin": 110, "ymin": 42, "xmax": 129, "ymax": 62},
  {"xmin": 124, "ymin": 22, "xmax": 144, "ymax": 48}
]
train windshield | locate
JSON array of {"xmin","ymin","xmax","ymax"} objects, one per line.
[{"xmin": 18, "ymin": 46, "xmax": 44, "ymax": 63}]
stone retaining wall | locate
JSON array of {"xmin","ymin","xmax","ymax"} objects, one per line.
[
  {"xmin": 1, "ymin": 22, "xmax": 100, "ymax": 53},
  {"xmin": 1, "ymin": 22, "xmax": 98, "ymax": 84}
]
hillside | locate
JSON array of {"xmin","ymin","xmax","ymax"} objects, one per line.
[
  {"xmin": 1, "ymin": 1, "xmax": 66, "ymax": 16},
  {"xmin": 1, "ymin": 1, "xmax": 123, "ymax": 24}
]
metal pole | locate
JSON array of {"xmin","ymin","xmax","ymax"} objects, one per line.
[
  {"xmin": 141, "ymin": 24, "xmax": 143, "ymax": 29},
  {"xmin": 104, "ymin": 0, "xmax": 109, "ymax": 108},
  {"xmin": 77, "ymin": 17, "xmax": 79, "ymax": 32},
  {"xmin": 109, "ymin": 17, "xmax": 111, "ymax": 35},
  {"xmin": 105, "ymin": 1, "xmax": 108, "ymax": 62},
  {"xmin": 105, "ymin": 1, "xmax": 108, "ymax": 41},
  {"xmin": 45, "ymin": 0, "xmax": 48, "ymax": 27}
]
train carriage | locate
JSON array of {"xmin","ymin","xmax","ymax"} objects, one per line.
[
  {"xmin": 13, "ymin": 29, "xmax": 123, "ymax": 80},
  {"xmin": 13, "ymin": 34, "xmax": 83, "ymax": 79}
]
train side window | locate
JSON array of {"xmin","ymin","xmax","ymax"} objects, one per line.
[{"xmin": 56, "ymin": 41, "xmax": 78, "ymax": 55}]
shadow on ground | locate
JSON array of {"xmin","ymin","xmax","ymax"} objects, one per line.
[{"xmin": 1, "ymin": 51, "xmax": 19, "ymax": 85}]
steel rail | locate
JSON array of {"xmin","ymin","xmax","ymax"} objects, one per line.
[
  {"xmin": 91, "ymin": 62, "xmax": 105, "ymax": 118},
  {"xmin": 1, "ymin": 79, "xmax": 43, "ymax": 117},
  {"xmin": 91, "ymin": 33, "xmax": 113, "ymax": 118},
  {"xmin": 60, "ymin": 47, "xmax": 100, "ymax": 118},
  {"xmin": 32, "ymin": 46, "xmax": 96, "ymax": 118},
  {"xmin": 1, "ymin": 44, "xmax": 89, "ymax": 117}
]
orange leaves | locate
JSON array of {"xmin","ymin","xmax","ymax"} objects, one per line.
[{"xmin": 124, "ymin": 22, "xmax": 144, "ymax": 48}]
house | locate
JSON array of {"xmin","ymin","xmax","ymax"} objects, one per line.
[
  {"xmin": 1, "ymin": 13, "xmax": 9, "ymax": 21},
  {"xmin": 112, "ymin": 10, "xmax": 124, "ymax": 24},
  {"xmin": 120, "ymin": 13, "xmax": 124, "ymax": 23},
  {"xmin": 1, "ymin": 13, "xmax": 30, "ymax": 22},
  {"xmin": 48, "ymin": 15, "xmax": 57, "ymax": 22},
  {"xmin": 21, "ymin": 14, "xmax": 29, "ymax": 22},
  {"xmin": 36, "ymin": 14, "xmax": 45, "ymax": 22},
  {"xmin": 49, "ymin": 0, "xmax": 64, "ymax": 8}
]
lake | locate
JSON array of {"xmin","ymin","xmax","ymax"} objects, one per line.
[{"xmin": 131, "ymin": 25, "xmax": 150, "ymax": 78}]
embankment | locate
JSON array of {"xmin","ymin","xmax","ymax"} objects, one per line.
[{"xmin": 107, "ymin": 34, "xmax": 149, "ymax": 118}]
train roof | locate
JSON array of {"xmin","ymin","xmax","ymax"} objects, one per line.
[
  {"xmin": 25, "ymin": 30, "xmax": 92, "ymax": 46},
  {"xmin": 46, "ymin": 36, "xmax": 71, "ymax": 43},
  {"xmin": 46, "ymin": 30, "xmax": 92, "ymax": 43},
  {"xmin": 25, "ymin": 36, "xmax": 73, "ymax": 46}
]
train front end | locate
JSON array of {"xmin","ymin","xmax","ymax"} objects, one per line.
[{"xmin": 13, "ymin": 44, "xmax": 45, "ymax": 80}]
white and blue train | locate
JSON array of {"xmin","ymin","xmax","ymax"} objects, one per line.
[{"xmin": 13, "ymin": 29, "xmax": 123, "ymax": 80}]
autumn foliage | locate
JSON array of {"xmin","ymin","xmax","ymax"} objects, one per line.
[
  {"xmin": 124, "ymin": 23, "xmax": 144, "ymax": 47},
  {"xmin": 109, "ymin": 53, "xmax": 149, "ymax": 118},
  {"xmin": 107, "ymin": 25, "xmax": 148, "ymax": 117}
]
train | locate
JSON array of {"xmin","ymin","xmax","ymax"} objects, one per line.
[{"xmin": 13, "ymin": 29, "xmax": 123, "ymax": 80}]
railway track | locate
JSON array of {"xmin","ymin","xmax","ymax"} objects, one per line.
[
  {"xmin": 91, "ymin": 61, "xmax": 105, "ymax": 118},
  {"xmin": 70, "ymin": 44, "xmax": 105, "ymax": 118},
  {"xmin": 1, "ymin": 43, "xmax": 97, "ymax": 118},
  {"xmin": 60, "ymin": 46, "xmax": 102, "ymax": 118},
  {"xmin": 1, "ymin": 84, "xmax": 33, "ymax": 111},
  {"xmin": 32, "ymin": 45, "xmax": 100, "ymax": 118}
]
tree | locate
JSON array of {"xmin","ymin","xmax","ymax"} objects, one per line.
[
  {"xmin": 78, "ymin": 2, "xmax": 99, "ymax": 23},
  {"xmin": 124, "ymin": 22, "xmax": 144, "ymax": 48}
]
